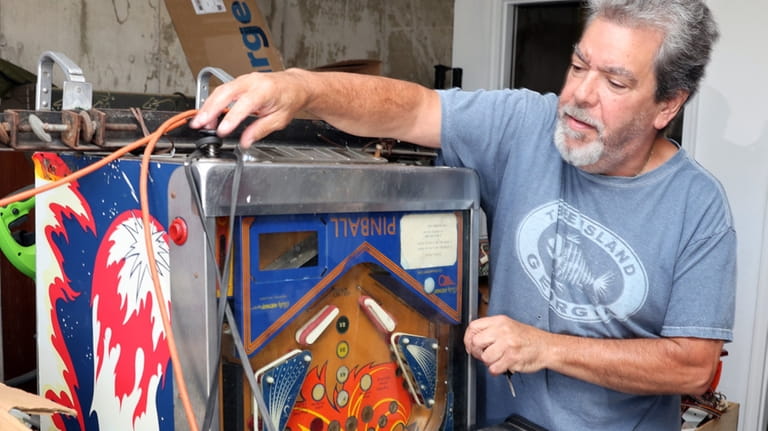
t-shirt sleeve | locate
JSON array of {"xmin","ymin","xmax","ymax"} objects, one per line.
[
  {"xmin": 661, "ymin": 182, "xmax": 736, "ymax": 341},
  {"xmin": 438, "ymin": 87, "xmax": 559, "ymax": 174},
  {"xmin": 437, "ymin": 88, "xmax": 559, "ymax": 211}
]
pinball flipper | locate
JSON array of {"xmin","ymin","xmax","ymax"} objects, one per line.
[
  {"xmin": 295, "ymin": 304, "xmax": 339, "ymax": 346},
  {"xmin": 359, "ymin": 295, "xmax": 396, "ymax": 335}
]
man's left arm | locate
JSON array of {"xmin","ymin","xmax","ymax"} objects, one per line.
[{"xmin": 464, "ymin": 315, "xmax": 723, "ymax": 395}]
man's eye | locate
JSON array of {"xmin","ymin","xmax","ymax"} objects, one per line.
[
  {"xmin": 609, "ymin": 80, "xmax": 627, "ymax": 90},
  {"xmin": 570, "ymin": 64, "xmax": 585, "ymax": 73}
]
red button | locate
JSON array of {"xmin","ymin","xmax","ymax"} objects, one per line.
[{"xmin": 168, "ymin": 217, "xmax": 188, "ymax": 245}]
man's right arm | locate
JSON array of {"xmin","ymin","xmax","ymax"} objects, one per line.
[{"xmin": 190, "ymin": 68, "xmax": 442, "ymax": 149}]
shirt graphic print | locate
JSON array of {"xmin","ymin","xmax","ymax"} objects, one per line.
[{"xmin": 517, "ymin": 201, "xmax": 649, "ymax": 323}]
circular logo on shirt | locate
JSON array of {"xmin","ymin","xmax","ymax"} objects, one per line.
[{"xmin": 517, "ymin": 201, "xmax": 648, "ymax": 322}]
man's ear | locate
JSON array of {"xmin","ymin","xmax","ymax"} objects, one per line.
[{"xmin": 654, "ymin": 90, "xmax": 689, "ymax": 130}]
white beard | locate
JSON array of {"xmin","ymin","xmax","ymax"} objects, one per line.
[
  {"xmin": 554, "ymin": 102, "xmax": 610, "ymax": 167},
  {"xmin": 554, "ymin": 118, "xmax": 604, "ymax": 166}
]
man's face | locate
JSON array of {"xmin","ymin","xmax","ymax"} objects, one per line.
[{"xmin": 555, "ymin": 17, "xmax": 667, "ymax": 175}]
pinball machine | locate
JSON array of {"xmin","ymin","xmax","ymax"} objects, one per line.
[{"xmin": 0, "ymin": 52, "xmax": 481, "ymax": 431}]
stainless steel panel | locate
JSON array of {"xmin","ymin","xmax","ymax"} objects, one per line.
[{"xmin": 189, "ymin": 159, "xmax": 480, "ymax": 216}]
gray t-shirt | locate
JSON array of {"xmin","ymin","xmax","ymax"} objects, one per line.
[{"xmin": 438, "ymin": 88, "xmax": 736, "ymax": 430}]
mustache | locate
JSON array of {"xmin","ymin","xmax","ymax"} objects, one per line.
[{"xmin": 560, "ymin": 105, "xmax": 604, "ymax": 133}]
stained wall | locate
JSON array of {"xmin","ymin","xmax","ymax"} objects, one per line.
[{"xmin": 0, "ymin": 0, "xmax": 454, "ymax": 96}]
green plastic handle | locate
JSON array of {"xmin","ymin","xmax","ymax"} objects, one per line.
[{"xmin": 0, "ymin": 196, "xmax": 36, "ymax": 279}]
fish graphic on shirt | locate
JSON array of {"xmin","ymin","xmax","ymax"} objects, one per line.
[{"xmin": 547, "ymin": 233, "xmax": 615, "ymax": 305}]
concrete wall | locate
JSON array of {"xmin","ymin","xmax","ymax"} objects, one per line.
[
  {"xmin": 261, "ymin": 0, "xmax": 454, "ymax": 86},
  {"xmin": 0, "ymin": 0, "xmax": 453, "ymax": 96},
  {"xmin": 0, "ymin": 0, "xmax": 191, "ymax": 94}
]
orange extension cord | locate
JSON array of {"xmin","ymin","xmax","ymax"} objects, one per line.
[{"xmin": 0, "ymin": 109, "xmax": 202, "ymax": 431}]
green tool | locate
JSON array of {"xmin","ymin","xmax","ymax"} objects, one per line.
[{"xmin": 0, "ymin": 193, "xmax": 35, "ymax": 279}]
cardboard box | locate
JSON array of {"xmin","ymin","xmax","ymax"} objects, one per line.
[
  {"xmin": 694, "ymin": 402, "xmax": 739, "ymax": 431},
  {"xmin": 0, "ymin": 383, "xmax": 76, "ymax": 431},
  {"xmin": 164, "ymin": 0, "xmax": 284, "ymax": 78}
]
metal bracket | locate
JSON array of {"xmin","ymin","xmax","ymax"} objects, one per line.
[
  {"xmin": 196, "ymin": 66, "xmax": 234, "ymax": 109},
  {"xmin": 35, "ymin": 51, "xmax": 92, "ymax": 111}
]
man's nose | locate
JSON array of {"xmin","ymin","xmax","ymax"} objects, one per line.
[{"xmin": 573, "ymin": 73, "xmax": 599, "ymax": 107}]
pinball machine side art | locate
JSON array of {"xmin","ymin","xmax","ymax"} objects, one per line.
[{"xmin": 34, "ymin": 153, "xmax": 177, "ymax": 431}]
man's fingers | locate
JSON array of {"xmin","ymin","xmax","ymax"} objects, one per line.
[
  {"xmin": 189, "ymin": 71, "xmax": 307, "ymax": 149},
  {"xmin": 466, "ymin": 325, "xmax": 501, "ymax": 358},
  {"xmin": 467, "ymin": 316, "xmax": 496, "ymax": 333},
  {"xmin": 189, "ymin": 108, "xmax": 223, "ymax": 131},
  {"xmin": 191, "ymin": 85, "xmax": 238, "ymax": 129},
  {"xmin": 463, "ymin": 322, "xmax": 485, "ymax": 353},
  {"xmin": 191, "ymin": 73, "xmax": 257, "ymax": 130},
  {"xmin": 464, "ymin": 316, "xmax": 501, "ymax": 353},
  {"xmin": 239, "ymin": 112, "xmax": 292, "ymax": 148}
]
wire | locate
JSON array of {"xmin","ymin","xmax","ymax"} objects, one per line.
[
  {"xmin": 4, "ymin": 109, "xmax": 277, "ymax": 431},
  {"xmin": 143, "ymin": 113, "xmax": 273, "ymax": 431},
  {"xmin": 0, "ymin": 139, "xmax": 147, "ymax": 209},
  {"xmin": 182, "ymin": 146, "xmax": 276, "ymax": 431},
  {"xmin": 139, "ymin": 110, "xmax": 201, "ymax": 431},
  {"xmin": 181, "ymin": 147, "xmax": 225, "ymax": 430},
  {"xmin": 0, "ymin": 109, "xmax": 202, "ymax": 431}
]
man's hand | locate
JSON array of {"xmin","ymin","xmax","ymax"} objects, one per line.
[
  {"xmin": 190, "ymin": 69, "xmax": 310, "ymax": 148},
  {"xmin": 464, "ymin": 315, "xmax": 551, "ymax": 376},
  {"xmin": 190, "ymin": 68, "xmax": 442, "ymax": 149}
]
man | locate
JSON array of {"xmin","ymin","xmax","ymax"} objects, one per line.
[{"xmin": 191, "ymin": 0, "xmax": 735, "ymax": 429}]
